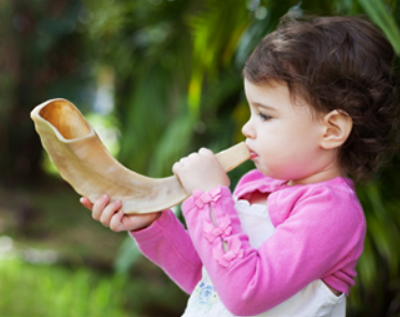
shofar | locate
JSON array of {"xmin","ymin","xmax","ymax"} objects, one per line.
[{"xmin": 30, "ymin": 99, "xmax": 250, "ymax": 214}]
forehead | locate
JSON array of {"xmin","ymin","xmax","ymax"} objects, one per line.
[
  {"xmin": 244, "ymin": 79, "xmax": 324, "ymax": 120},
  {"xmin": 245, "ymin": 79, "xmax": 301, "ymax": 107},
  {"xmin": 244, "ymin": 79, "xmax": 288, "ymax": 102}
]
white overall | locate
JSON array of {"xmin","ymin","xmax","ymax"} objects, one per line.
[{"xmin": 182, "ymin": 198, "xmax": 346, "ymax": 317}]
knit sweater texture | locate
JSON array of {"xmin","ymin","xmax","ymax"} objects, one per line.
[{"xmin": 131, "ymin": 170, "xmax": 366, "ymax": 315}]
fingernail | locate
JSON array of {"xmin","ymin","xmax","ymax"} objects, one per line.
[{"xmin": 102, "ymin": 194, "xmax": 108, "ymax": 200}]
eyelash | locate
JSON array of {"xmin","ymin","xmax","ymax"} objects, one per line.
[{"xmin": 258, "ymin": 113, "xmax": 272, "ymax": 121}]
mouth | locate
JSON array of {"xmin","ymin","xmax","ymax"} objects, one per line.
[
  {"xmin": 246, "ymin": 144, "xmax": 258, "ymax": 160},
  {"xmin": 250, "ymin": 152, "xmax": 258, "ymax": 160}
]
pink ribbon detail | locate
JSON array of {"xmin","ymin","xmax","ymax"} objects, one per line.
[
  {"xmin": 212, "ymin": 237, "xmax": 244, "ymax": 268},
  {"xmin": 203, "ymin": 215, "xmax": 232, "ymax": 243},
  {"xmin": 204, "ymin": 222, "xmax": 223, "ymax": 243},
  {"xmin": 193, "ymin": 187, "xmax": 222, "ymax": 209},
  {"xmin": 218, "ymin": 214, "xmax": 232, "ymax": 236}
]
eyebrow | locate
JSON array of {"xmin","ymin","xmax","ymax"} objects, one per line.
[{"xmin": 252, "ymin": 102, "xmax": 278, "ymax": 112}]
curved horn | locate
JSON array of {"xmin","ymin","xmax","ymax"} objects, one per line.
[{"xmin": 31, "ymin": 99, "xmax": 250, "ymax": 214}]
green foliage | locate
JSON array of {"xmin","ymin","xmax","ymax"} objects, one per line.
[
  {"xmin": 350, "ymin": 160, "xmax": 400, "ymax": 316},
  {"xmin": 357, "ymin": 0, "xmax": 400, "ymax": 54},
  {"xmin": 0, "ymin": 0, "xmax": 95, "ymax": 184},
  {"xmin": 114, "ymin": 234, "xmax": 142, "ymax": 275},
  {"xmin": 0, "ymin": 258, "xmax": 131, "ymax": 317},
  {"xmin": 0, "ymin": 256, "xmax": 188, "ymax": 317}
]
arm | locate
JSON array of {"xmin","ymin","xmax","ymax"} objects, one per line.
[
  {"xmin": 182, "ymin": 185, "xmax": 364, "ymax": 315},
  {"xmin": 130, "ymin": 209, "xmax": 203, "ymax": 294}
]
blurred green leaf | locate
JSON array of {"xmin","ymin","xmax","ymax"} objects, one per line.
[
  {"xmin": 114, "ymin": 235, "xmax": 143, "ymax": 276},
  {"xmin": 357, "ymin": 0, "xmax": 400, "ymax": 54}
]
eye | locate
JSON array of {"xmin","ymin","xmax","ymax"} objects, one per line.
[{"xmin": 258, "ymin": 112, "xmax": 272, "ymax": 121}]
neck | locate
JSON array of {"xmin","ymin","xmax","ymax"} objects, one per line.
[{"xmin": 288, "ymin": 161, "xmax": 346, "ymax": 186}]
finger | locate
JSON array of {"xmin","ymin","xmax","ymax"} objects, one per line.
[
  {"xmin": 172, "ymin": 162, "xmax": 181, "ymax": 174},
  {"xmin": 80, "ymin": 197, "xmax": 93, "ymax": 210},
  {"xmin": 180, "ymin": 157, "xmax": 189, "ymax": 165},
  {"xmin": 109, "ymin": 210, "xmax": 125, "ymax": 232},
  {"xmin": 173, "ymin": 159, "xmax": 187, "ymax": 173},
  {"xmin": 199, "ymin": 147, "xmax": 213, "ymax": 156},
  {"xmin": 92, "ymin": 194, "xmax": 110, "ymax": 221},
  {"xmin": 100, "ymin": 200, "xmax": 122, "ymax": 227}
]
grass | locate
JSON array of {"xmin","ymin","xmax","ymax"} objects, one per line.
[
  {"xmin": 0, "ymin": 257, "xmax": 131, "ymax": 317},
  {"xmin": 0, "ymin": 256, "xmax": 188, "ymax": 317}
]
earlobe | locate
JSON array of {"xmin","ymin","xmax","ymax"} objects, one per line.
[{"xmin": 320, "ymin": 110, "xmax": 353, "ymax": 150}]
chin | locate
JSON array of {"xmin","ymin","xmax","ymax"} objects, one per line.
[
  {"xmin": 259, "ymin": 168, "xmax": 298, "ymax": 181},
  {"xmin": 257, "ymin": 168, "xmax": 283, "ymax": 180}
]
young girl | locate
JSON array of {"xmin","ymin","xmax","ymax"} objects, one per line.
[{"xmin": 81, "ymin": 14, "xmax": 399, "ymax": 316}]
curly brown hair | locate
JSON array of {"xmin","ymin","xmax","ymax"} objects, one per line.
[{"xmin": 243, "ymin": 14, "xmax": 400, "ymax": 182}]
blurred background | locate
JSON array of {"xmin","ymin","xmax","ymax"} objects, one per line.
[{"xmin": 1, "ymin": 0, "xmax": 400, "ymax": 316}]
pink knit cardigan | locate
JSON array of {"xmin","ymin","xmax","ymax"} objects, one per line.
[{"xmin": 131, "ymin": 170, "xmax": 366, "ymax": 315}]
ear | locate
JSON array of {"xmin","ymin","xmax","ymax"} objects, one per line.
[{"xmin": 319, "ymin": 110, "xmax": 353, "ymax": 150}]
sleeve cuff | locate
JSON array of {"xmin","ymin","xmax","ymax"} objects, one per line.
[{"xmin": 130, "ymin": 209, "xmax": 175, "ymax": 241}]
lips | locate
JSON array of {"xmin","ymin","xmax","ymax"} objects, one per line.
[
  {"xmin": 250, "ymin": 151, "xmax": 258, "ymax": 160},
  {"xmin": 246, "ymin": 144, "xmax": 258, "ymax": 160}
]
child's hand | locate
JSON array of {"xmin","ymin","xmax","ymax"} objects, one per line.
[
  {"xmin": 80, "ymin": 195, "xmax": 161, "ymax": 232},
  {"xmin": 173, "ymin": 148, "xmax": 230, "ymax": 194}
]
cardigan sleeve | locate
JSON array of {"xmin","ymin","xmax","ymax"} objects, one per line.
[
  {"xmin": 182, "ymin": 185, "xmax": 365, "ymax": 316},
  {"xmin": 130, "ymin": 209, "xmax": 203, "ymax": 294}
]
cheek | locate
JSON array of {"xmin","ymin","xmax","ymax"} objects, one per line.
[
  {"xmin": 263, "ymin": 128, "xmax": 317, "ymax": 166},
  {"xmin": 289, "ymin": 117, "xmax": 321, "ymax": 144}
]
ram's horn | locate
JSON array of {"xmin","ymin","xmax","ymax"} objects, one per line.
[{"xmin": 30, "ymin": 99, "xmax": 250, "ymax": 214}]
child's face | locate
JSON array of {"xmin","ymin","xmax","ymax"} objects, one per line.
[{"xmin": 243, "ymin": 79, "xmax": 329, "ymax": 183}]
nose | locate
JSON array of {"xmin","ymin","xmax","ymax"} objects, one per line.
[{"xmin": 242, "ymin": 118, "xmax": 255, "ymax": 139}]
